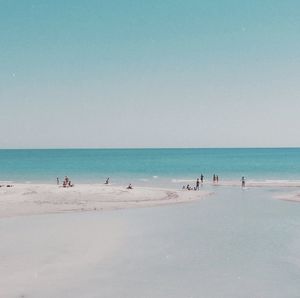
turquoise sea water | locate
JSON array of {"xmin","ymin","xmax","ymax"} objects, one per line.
[{"xmin": 0, "ymin": 148, "xmax": 300, "ymax": 185}]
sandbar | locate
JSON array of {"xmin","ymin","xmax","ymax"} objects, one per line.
[{"xmin": 0, "ymin": 183, "xmax": 212, "ymax": 218}]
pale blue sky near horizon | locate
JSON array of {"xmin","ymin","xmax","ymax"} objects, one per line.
[{"xmin": 0, "ymin": 0, "xmax": 299, "ymax": 149}]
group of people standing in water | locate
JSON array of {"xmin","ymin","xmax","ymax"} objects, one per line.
[{"xmin": 183, "ymin": 174, "xmax": 246, "ymax": 190}]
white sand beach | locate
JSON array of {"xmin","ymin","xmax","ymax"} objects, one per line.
[{"xmin": 0, "ymin": 183, "xmax": 212, "ymax": 218}]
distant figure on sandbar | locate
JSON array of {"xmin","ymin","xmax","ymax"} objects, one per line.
[
  {"xmin": 196, "ymin": 178, "xmax": 200, "ymax": 190},
  {"xmin": 105, "ymin": 177, "xmax": 110, "ymax": 185},
  {"xmin": 57, "ymin": 177, "xmax": 59, "ymax": 185},
  {"xmin": 200, "ymin": 174, "xmax": 204, "ymax": 183},
  {"xmin": 127, "ymin": 183, "xmax": 133, "ymax": 189},
  {"xmin": 62, "ymin": 176, "xmax": 73, "ymax": 188},
  {"xmin": 241, "ymin": 176, "xmax": 246, "ymax": 188}
]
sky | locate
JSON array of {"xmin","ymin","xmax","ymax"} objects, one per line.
[{"xmin": 0, "ymin": 0, "xmax": 299, "ymax": 148}]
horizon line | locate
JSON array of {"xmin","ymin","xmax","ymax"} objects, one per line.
[{"xmin": 0, "ymin": 146, "xmax": 300, "ymax": 150}]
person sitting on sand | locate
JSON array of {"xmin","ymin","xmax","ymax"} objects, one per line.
[
  {"xmin": 127, "ymin": 183, "xmax": 133, "ymax": 189},
  {"xmin": 68, "ymin": 180, "xmax": 74, "ymax": 187},
  {"xmin": 63, "ymin": 180, "xmax": 67, "ymax": 188},
  {"xmin": 105, "ymin": 177, "xmax": 110, "ymax": 185}
]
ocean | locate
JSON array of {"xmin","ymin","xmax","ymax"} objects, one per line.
[{"xmin": 0, "ymin": 148, "xmax": 300, "ymax": 185}]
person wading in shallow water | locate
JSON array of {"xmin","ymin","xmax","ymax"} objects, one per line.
[
  {"xmin": 196, "ymin": 178, "xmax": 200, "ymax": 190},
  {"xmin": 241, "ymin": 176, "xmax": 246, "ymax": 188},
  {"xmin": 200, "ymin": 174, "xmax": 204, "ymax": 184}
]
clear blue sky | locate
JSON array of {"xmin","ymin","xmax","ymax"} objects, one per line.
[{"xmin": 0, "ymin": 0, "xmax": 299, "ymax": 148}]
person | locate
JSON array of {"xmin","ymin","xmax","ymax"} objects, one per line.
[
  {"xmin": 182, "ymin": 185, "xmax": 186, "ymax": 190},
  {"xmin": 241, "ymin": 176, "xmax": 246, "ymax": 188},
  {"xmin": 196, "ymin": 178, "xmax": 200, "ymax": 190},
  {"xmin": 216, "ymin": 175, "xmax": 219, "ymax": 183},
  {"xmin": 105, "ymin": 177, "xmax": 110, "ymax": 184},
  {"xmin": 68, "ymin": 180, "xmax": 74, "ymax": 187},
  {"xmin": 200, "ymin": 174, "xmax": 204, "ymax": 183},
  {"xmin": 57, "ymin": 177, "xmax": 59, "ymax": 185},
  {"xmin": 63, "ymin": 180, "xmax": 67, "ymax": 188},
  {"xmin": 127, "ymin": 183, "xmax": 133, "ymax": 189},
  {"xmin": 213, "ymin": 174, "xmax": 216, "ymax": 183}
]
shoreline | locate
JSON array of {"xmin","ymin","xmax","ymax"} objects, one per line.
[
  {"xmin": 274, "ymin": 192, "xmax": 300, "ymax": 203},
  {"xmin": 1, "ymin": 180, "xmax": 300, "ymax": 219},
  {"xmin": 2, "ymin": 179, "xmax": 300, "ymax": 188},
  {"xmin": 172, "ymin": 179, "xmax": 300, "ymax": 188}
]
